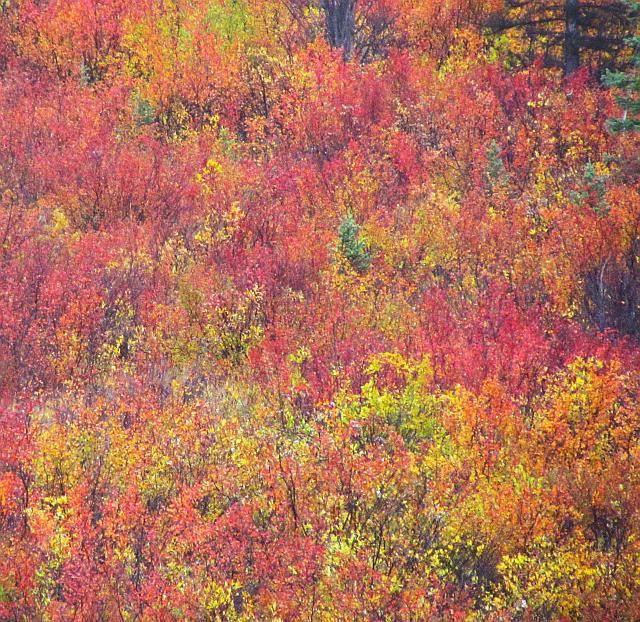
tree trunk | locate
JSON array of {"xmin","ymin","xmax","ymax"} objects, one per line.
[
  {"xmin": 322, "ymin": 0, "xmax": 357, "ymax": 61},
  {"xmin": 564, "ymin": 0, "xmax": 581, "ymax": 75}
]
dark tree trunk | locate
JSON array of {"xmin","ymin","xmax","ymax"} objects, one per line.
[
  {"xmin": 322, "ymin": 0, "xmax": 357, "ymax": 61},
  {"xmin": 564, "ymin": 0, "xmax": 581, "ymax": 74}
]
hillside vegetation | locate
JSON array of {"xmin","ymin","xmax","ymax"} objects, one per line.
[{"xmin": 1, "ymin": 1, "xmax": 640, "ymax": 620}]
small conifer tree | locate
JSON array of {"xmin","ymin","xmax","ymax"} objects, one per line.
[
  {"xmin": 604, "ymin": 1, "xmax": 640, "ymax": 133},
  {"xmin": 337, "ymin": 213, "xmax": 372, "ymax": 274}
]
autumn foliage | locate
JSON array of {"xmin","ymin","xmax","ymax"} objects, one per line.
[{"xmin": 1, "ymin": 0, "xmax": 640, "ymax": 620}]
